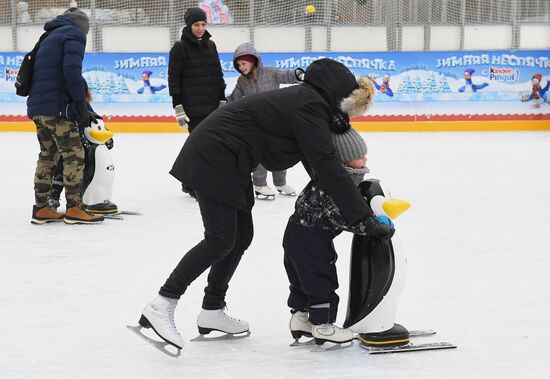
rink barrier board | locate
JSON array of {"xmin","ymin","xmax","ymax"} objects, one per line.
[{"xmin": 1, "ymin": 114, "xmax": 549, "ymax": 132}]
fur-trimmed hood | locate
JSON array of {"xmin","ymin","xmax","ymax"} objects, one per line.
[
  {"xmin": 339, "ymin": 76, "xmax": 375, "ymax": 118},
  {"xmin": 304, "ymin": 59, "xmax": 374, "ymax": 118}
]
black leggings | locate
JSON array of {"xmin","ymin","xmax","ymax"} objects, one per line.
[{"xmin": 159, "ymin": 193, "xmax": 253, "ymax": 310}]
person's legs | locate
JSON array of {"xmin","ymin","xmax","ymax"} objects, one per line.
[
  {"xmin": 272, "ymin": 169, "xmax": 287, "ymax": 187},
  {"xmin": 282, "ymin": 222, "xmax": 308, "ymax": 312},
  {"xmin": 31, "ymin": 116, "xmax": 65, "ymax": 224},
  {"xmin": 159, "ymin": 193, "xmax": 243, "ymax": 299},
  {"xmin": 33, "ymin": 116, "xmax": 59, "ymax": 206},
  {"xmin": 202, "ymin": 208, "xmax": 253, "ymax": 310},
  {"xmin": 283, "ymin": 223, "xmax": 340, "ymax": 325},
  {"xmin": 50, "ymin": 117, "xmax": 85, "ymax": 208},
  {"xmin": 252, "ymin": 164, "xmax": 268, "ymax": 187}
]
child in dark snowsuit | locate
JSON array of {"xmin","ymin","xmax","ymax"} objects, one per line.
[
  {"xmin": 283, "ymin": 127, "xmax": 389, "ymax": 345},
  {"xmin": 227, "ymin": 42, "xmax": 304, "ymax": 199}
]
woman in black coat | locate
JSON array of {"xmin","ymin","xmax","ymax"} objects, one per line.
[
  {"xmin": 168, "ymin": 7, "xmax": 226, "ymax": 132},
  {"xmin": 138, "ymin": 59, "xmax": 393, "ymax": 350}
]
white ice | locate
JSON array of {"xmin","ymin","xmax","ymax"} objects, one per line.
[{"xmin": 1, "ymin": 131, "xmax": 549, "ymax": 378}]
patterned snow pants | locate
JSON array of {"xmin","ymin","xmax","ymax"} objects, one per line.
[{"xmin": 33, "ymin": 116, "xmax": 84, "ymax": 207}]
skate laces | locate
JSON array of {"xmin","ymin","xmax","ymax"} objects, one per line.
[
  {"xmin": 219, "ymin": 308, "xmax": 241, "ymax": 326},
  {"xmin": 162, "ymin": 299, "xmax": 179, "ymax": 333},
  {"xmin": 315, "ymin": 324, "xmax": 336, "ymax": 337}
]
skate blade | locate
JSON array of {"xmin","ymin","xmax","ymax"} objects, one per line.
[
  {"xmin": 127, "ymin": 325, "xmax": 181, "ymax": 358},
  {"xmin": 289, "ymin": 338, "xmax": 315, "ymax": 347},
  {"xmin": 277, "ymin": 191, "xmax": 296, "ymax": 196},
  {"xmin": 311, "ymin": 340, "xmax": 354, "ymax": 352},
  {"xmin": 363, "ymin": 341, "xmax": 456, "ymax": 354},
  {"xmin": 255, "ymin": 194, "xmax": 275, "ymax": 200},
  {"xmin": 190, "ymin": 330, "xmax": 251, "ymax": 342}
]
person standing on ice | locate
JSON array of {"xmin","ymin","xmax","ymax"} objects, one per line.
[
  {"xmin": 28, "ymin": 8, "xmax": 104, "ymax": 225},
  {"xmin": 283, "ymin": 125, "xmax": 393, "ymax": 346},
  {"xmin": 227, "ymin": 42, "xmax": 304, "ymax": 199},
  {"xmin": 137, "ymin": 59, "xmax": 391, "ymax": 350},
  {"xmin": 168, "ymin": 7, "xmax": 226, "ymax": 198}
]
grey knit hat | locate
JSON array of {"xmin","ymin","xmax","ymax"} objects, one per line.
[
  {"xmin": 331, "ymin": 127, "xmax": 367, "ymax": 163},
  {"xmin": 63, "ymin": 7, "xmax": 89, "ymax": 35}
]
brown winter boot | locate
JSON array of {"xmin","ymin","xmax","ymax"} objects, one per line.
[
  {"xmin": 64, "ymin": 204, "xmax": 105, "ymax": 224},
  {"xmin": 31, "ymin": 205, "xmax": 64, "ymax": 225}
]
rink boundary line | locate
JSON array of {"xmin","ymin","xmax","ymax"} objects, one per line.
[{"xmin": 1, "ymin": 120, "xmax": 549, "ymax": 133}]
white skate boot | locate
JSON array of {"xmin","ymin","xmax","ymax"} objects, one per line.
[
  {"xmin": 289, "ymin": 310, "xmax": 314, "ymax": 346},
  {"xmin": 137, "ymin": 295, "xmax": 184, "ymax": 349},
  {"xmin": 312, "ymin": 324, "xmax": 354, "ymax": 350},
  {"xmin": 193, "ymin": 308, "xmax": 251, "ymax": 341},
  {"xmin": 254, "ymin": 185, "xmax": 276, "ymax": 200},
  {"xmin": 275, "ymin": 184, "xmax": 296, "ymax": 196}
]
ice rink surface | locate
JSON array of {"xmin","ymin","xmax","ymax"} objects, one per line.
[{"xmin": 1, "ymin": 131, "xmax": 549, "ymax": 379}]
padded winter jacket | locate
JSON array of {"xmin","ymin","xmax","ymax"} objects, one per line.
[
  {"xmin": 168, "ymin": 27, "xmax": 226, "ymax": 117},
  {"xmin": 170, "ymin": 59, "xmax": 370, "ymax": 225},
  {"xmin": 227, "ymin": 43, "xmax": 300, "ymax": 102},
  {"xmin": 27, "ymin": 16, "xmax": 87, "ymax": 119}
]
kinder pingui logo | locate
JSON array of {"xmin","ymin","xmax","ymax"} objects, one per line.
[
  {"xmin": 489, "ymin": 67, "xmax": 520, "ymax": 83},
  {"xmin": 5, "ymin": 67, "xmax": 18, "ymax": 82}
]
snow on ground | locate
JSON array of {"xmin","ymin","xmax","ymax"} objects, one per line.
[{"xmin": 1, "ymin": 131, "xmax": 549, "ymax": 378}]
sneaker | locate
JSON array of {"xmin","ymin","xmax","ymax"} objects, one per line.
[
  {"xmin": 140, "ymin": 295, "xmax": 184, "ymax": 349},
  {"xmin": 275, "ymin": 184, "xmax": 296, "ymax": 196},
  {"xmin": 197, "ymin": 308, "xmax": 249, "ymax": 335},
  {"xmin": 64, "ymin": 204, "xmax": 104, "ymax": 224},
  {"xmin": 254, "ymin": 185, "xmax": 276, "ymax": 200},
  {"xmin": 31, "ymin": 205, "xmax": 64, "ymax": 225},
  {"xmin": 289, "ymin": 310, "xmax": 313, "ymax": 340},
  {"xmin": 312, "ymin": 324, "xmax": 355, "ymax": 345}
]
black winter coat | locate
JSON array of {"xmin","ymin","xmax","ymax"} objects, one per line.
[
  {"xmin": 168, "ymin": 28, "xmax": 226, "ymax": 117},
  {"xmin": 169, "ymin": 59, "xmax": 370, "ymax": 226}
]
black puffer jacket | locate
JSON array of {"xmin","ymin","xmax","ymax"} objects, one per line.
[
  {"xmin": 170, "ymin": 59, "xmax": 370, "ymax": 225},
  {"xmin": 168, "ymin": 27, "xmax": 226, "ymax": 117}
]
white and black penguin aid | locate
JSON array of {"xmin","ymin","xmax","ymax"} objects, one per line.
[
  {"xmin": 344, "ymin": 178, "xmax": 411, "ymax": 347},
  {"xmin": 82, "ymin": 119, "xmax": 118, "ymax": 214}
]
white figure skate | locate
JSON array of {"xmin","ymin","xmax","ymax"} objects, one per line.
[
  {"xmin": 275, "ymin": 184, "xmax": 296, "ymax": 196},
  {"xmin": 254, "ymin": 185, "xmax": 276, "ymax": 200},
  {"xmin": 191, "ymin": 308, "xmax": 251, "ymax": 341},
  {"xmin": 289, "ymin": 310, "xmax": 314, "ymax": 346},
  {"xmin": 127, "ymin": 295, "xmax": 184, "ymax": 358}
]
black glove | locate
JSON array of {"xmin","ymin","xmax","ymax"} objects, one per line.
[
  {"xmin": 89, "ymin": 110, "xmax": 102, "ymax": 124},
  {"xmin": 105, "ymin": 138, "xmax": 114, "ymax": 150},
  {"xmin": 358, "ymin": 216, "xmax": 395, "ymax": 239},
  {"xmin": 75, "ymin": 101, "xmax": 91, "ymax": 132}
]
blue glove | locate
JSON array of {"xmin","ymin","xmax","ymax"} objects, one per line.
[{"xmin": 375, "ymin": 215, "xmax": 394, "ymax": 227}]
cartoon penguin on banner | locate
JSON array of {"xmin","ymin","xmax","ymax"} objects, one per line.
[
  {"xmin": 82, "ymin": 119, "xmax": 118, "ymax": 214},
  {"xmin": 458, "ymin": 68, "xmax": 488, "ymax": 93},
  {"xmin": 344, "ymin": 178, "xmax": 411, "ymax": 347},
  {"xmin": 137, "ymin": 70, "xmax": 166, "ymax": 94},
  {"xmin": 521, "ymin": 74, "xmax": 550, "ymax": 108}
]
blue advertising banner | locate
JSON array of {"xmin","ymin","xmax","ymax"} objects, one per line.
[{"xmin": 1, "ymin": 50, "xmax": 548, "ymax": 117}]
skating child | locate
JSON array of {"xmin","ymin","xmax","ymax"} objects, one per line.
[
  {"xmin": 227, "ymin": 42, "xmax": 304, "ymax": 199},
  {"xmin": 283, "ymin": 127, "xmax": 394, "ymax": 346}
]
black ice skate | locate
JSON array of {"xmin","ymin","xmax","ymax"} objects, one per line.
[{"xmin": 191, "ymin": 308, "xmax": 251, "ymax": 342}]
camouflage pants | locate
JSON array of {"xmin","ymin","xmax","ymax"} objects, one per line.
[{"xmin": 33, "ymin": 116, "xmax": 84, "ymax": 207}]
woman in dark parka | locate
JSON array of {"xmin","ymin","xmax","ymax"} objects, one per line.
[{"xmin": 138, "ymin": 59, "xmax": 394, "ymax": 350}]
